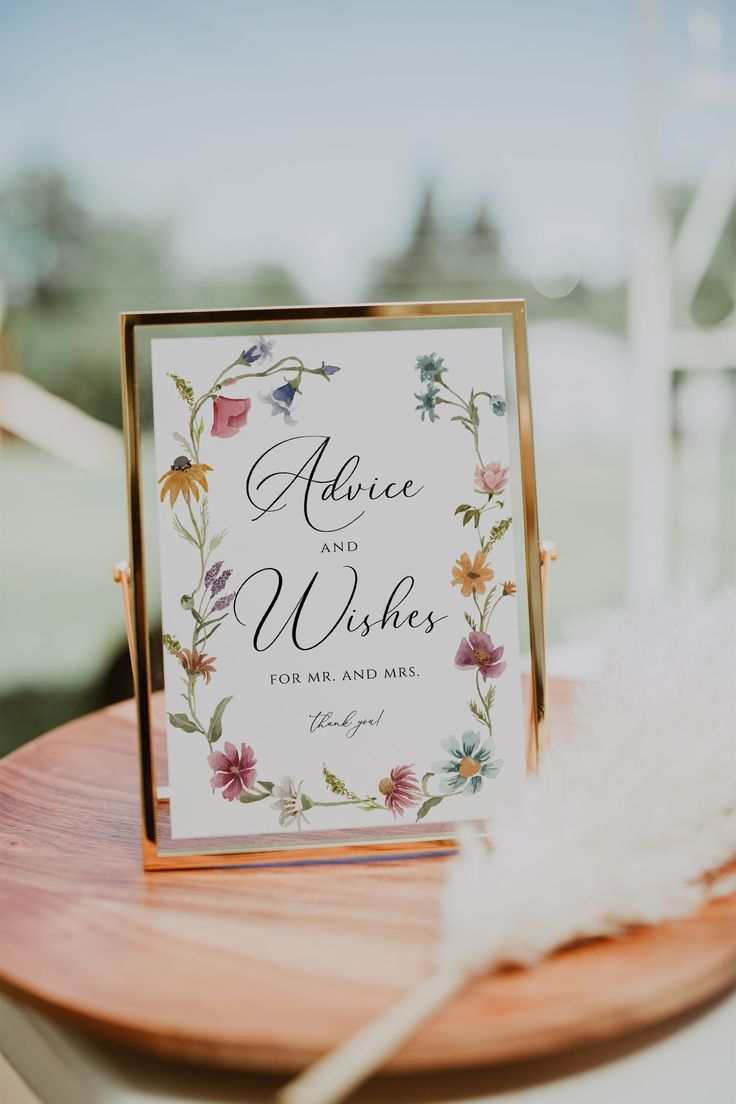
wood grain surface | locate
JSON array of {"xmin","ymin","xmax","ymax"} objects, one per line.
[{"xmin": 0, "ymin": 682, "xmax": 734, "ymax": 1075}]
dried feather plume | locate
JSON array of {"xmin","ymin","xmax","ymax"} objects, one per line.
[
  {"xmin": 439, "ymin": 589, "xmax": 736, "ymax": 973},
  {"xmin": 279, "ymin": 591, "xmax": 736, "ymax": 1104}
]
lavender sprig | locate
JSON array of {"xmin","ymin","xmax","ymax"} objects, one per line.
[
  {"xmin": 204, "ymin": 560, "xmax": 224, "ymax": 590},
  {"xmin": 212, "ymin": 592, "xmax": 235, "ymax": 612},
  {"xmin": 210, "ymin": 568, "xmax": 232, "ymax": 597}
]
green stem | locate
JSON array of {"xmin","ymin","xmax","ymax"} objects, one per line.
[
  {"xmin": 486, "ymin": 593, "xmax": 508, "ymax": 621},
  {"xmin": 224, "ymin": 355, "xmax": 306, "ymax": 384},
  {"xmin": 439, "ymin": 379, "xmax": 469, "ymax": 407},
  {"xmin": 310, "ymin": 797, "xmax": 378, "ymax": 808},
  {"xmin": 475, "ymin": 670, "xmax": 493, "ymax": 737},
  {"xmin": 185, "ymin": 497, "xmax": 207, "ymax": 597},
  {"xmin": 441, "ymin": 381, "xmax": 485, "ymax": 468},
  {"xmin": 185, "ymin": 675, "xmax": 207, "ymax": 740}
]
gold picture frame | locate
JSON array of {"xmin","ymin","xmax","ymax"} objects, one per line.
[{"xmin": 120, "ymin": 300, "xmax": 546, "ymax": 870}]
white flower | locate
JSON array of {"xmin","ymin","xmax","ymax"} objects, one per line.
[
  {"xmin": 258, "ymin": 390, "xmax": 297, "ymax": 425},
  {"xmin": 272, "ymin": 775, "xmax": 309, "ymax": 829},
  {"xmin": 255, "ymin": 335, "xmax": 274, "ymax": 364}
]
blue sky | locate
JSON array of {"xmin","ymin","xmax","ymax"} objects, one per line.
[{"xmin": 1, "ymin": 0, "xmax": 733, "ymax": 296}]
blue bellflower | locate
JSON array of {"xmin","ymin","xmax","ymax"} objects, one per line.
[
  {"xmin": 271, "ymin": 381, "xmax": 297, "ymax": 407},
  {"xmin": 240, "ymin": 345, "xmax": 261, "ymax": 366},
  {"xmin": 259, "ymin": 390, "xmax": 297, "ymax": 425}
]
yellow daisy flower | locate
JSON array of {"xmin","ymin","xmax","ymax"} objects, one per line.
[
  {"xmin": 158, "ymin": 456, "xmax": 213, "ymax": 508},
  {"xmin": 451, "ymin": 550, "xmax": 494, "ymax": 597}
]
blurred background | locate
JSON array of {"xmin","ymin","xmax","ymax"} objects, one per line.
[{"xmin": 0, "ymin": 0, "xmax": 734, "ymax": 754}]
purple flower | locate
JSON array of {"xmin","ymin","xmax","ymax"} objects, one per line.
[
  {"xmin": 210, "ymin": 568, "xmax": 232, "ymax": 597},
  {"xmin": 454, "ymin": 631, "xmax": 507, "ymax": 680},
  {"xmin": 212, "ymin": 592, "xmax": 235, "ymax": 611},
  {"xmin": 272, "ymin": 381, "xmax": 297, "ymax": 407},
  {"xmin": 321, "ymin": 363, "xmax": 341, "ymax": 378},
  {"xmin": 208, "ymin": 741, "xmax": 257, "ymax": 801},
  {"xmin": 378, "ymin": 765, "xmax": 422, "ymax": 818},
  {"xmin": 204, "ymin": 560, "xmax": 224, "ymax": 590}
]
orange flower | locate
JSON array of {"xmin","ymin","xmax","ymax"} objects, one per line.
[
  {"xmin": 158, "ymin": 456, "xmax": 213, "ymax": 508},
  {"xmin": 451, "ymin": 551, "xmax": 494, "ymax": 598},
  {"xmin": 177, "ymin": 649, "xmax": 217, "ymax": 684}
]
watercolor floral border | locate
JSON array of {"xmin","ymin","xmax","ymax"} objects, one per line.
[{"xmin": 159, "ymin": 341, "xmax": 515, "ymax": 829}]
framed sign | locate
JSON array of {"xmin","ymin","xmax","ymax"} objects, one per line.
[{"xmin": 120, "ymin": 301, "xmax": 545, "ymax": 869}]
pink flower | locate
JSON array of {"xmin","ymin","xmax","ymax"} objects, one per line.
[
  {"xmin": 474, "ymin": 460, "xmax": 509, "ymax": 494},
  {"xmin": 455, "ymin": 631, "xmax": 507, "ymax": 680},
  {"xmin": 211, "ymin": 395, "xmax": 251, "ymax": 438},
  {"xmin": 207, "ymin": 741, "xmax": 257, "ymax": 800},
  {"xmin": 378, "ymin": 764, "xmax": 422, "ymax": 817}
]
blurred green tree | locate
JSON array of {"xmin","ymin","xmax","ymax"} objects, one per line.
[{"xmin": 0, "ymin": 168, "xmax": 308, "ymax": 427}]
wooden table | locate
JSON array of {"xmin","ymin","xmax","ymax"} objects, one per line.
[{"xmin": 1, "ymin": 682, "xmax": 734, "ymax": 1079}]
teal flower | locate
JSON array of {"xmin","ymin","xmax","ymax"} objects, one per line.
[
  {"xmin": 431, "ymin": 731, "xmax": 503, "ymax": 795},
  {"xmin": 415, "ymin": 382, "xmax": 441, "ymax": 422},
  {"xmin": 489, "ymin": 394, "xmax": 506, "ymax": 416},
  {"xmin": 416, "ymin": 353, "xmax": 446, "ymax": 382}
]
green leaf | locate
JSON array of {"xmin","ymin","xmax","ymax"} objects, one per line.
[
  {"xmin": 469, "ymin": 701, "xmax": 485, "ymax": 722},
  {"xmin": 258, "ymin": 780, "xmax": 275, "ymax": 794},
  {"xmin": 208, "ymin": 530, "xmax": 227, "ymax": 555},
  {"xmin": 464, "ymin": 611, "xmax": 477, "ymax": 631},
  {"xmin": 172, "ymin": 432, "xmax": 193, "ymax": 455},
  {"xmin": 454, "ymin": 504, "xmax": 471, "ymax": 515},
  {"xmin": 463, "ymin": 509, "xmax": 475, "ymax": 526},
  {"xmin": 206, "ymin": 695, "xmax": 233, "ymax": 744},
  {"xmin": 239, "ymin": 789, "xmax": 270, "ymax": 804},
  {"xmin": 421, "ymin": 771, "xmax": 434, "ymax": 796},
  {"xmin": 201, "ymin": 612, "xmax": 229, "ymax": 628},
  {"xmin": 168, "ymin": 712, "xmax": 200, "ymax": 734},
  {"xmin": 416, "ymin": 795, "xmax": 444, "ymax": 822},
  {"xmin": 172, "ymin": 514, "xmax": 198, "ymax": 547}
]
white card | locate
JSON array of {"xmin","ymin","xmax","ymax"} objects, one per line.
[{"xmin": 150, "ymin": 326, "xmax": 530, "ymax": 849}]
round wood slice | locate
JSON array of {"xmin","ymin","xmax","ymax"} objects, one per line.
[{"xmin": 0, "ymin": 681, "xmax": 734, "ymax": 1074}]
